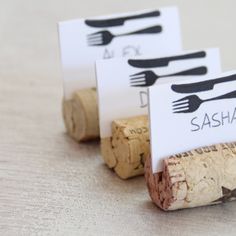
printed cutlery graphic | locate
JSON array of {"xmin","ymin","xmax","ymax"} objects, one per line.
[
  {"xmin": 172, "ymin": 90, "xmax": 236, "ymax": 113},
  {"xmin": 171, "ymin": 74, "xmax": 236, "ymax": 93},
  {"xmin": 130, "ymin": 66, "xmax": 207, "ymax": 87},
  {"xmin": 85, "ymin": 10, "xmax": 160, "ymax": 28},
  {"xmin": 87, "ymin": 25, "xmax": 162, "ymax": 46},
  {"xmin": 128, "ymin": 51, "xmax": 206, "ymax": 68}
]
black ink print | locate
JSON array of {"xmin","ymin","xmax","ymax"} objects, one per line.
[
  {"xmin": 84, "ymin": 10, "xmax": 160, "ymax": 28},
  {"xmin": 172, "ymin": 90, "xmax": 236, "ymax": 114},
  {"xmin": 128, "ymin": 51, "xmax": 206, "ymax": 68},
  {"xmin": 129, "ymin": 66, "xmax": 207, "ymax": 87},
  {"xmin": 171, "ymin": 74, "xmax": 236, "ymax": 94},
  {"xmin": 86, "ymin": 25, "xmax": 162, "ymax": 46},
  {"xmin": 213, "ymin": 187, "xmax": 236, "ymax": 203}
]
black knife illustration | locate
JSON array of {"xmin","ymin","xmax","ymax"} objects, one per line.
[
  {"xmin": 85, "ymin": 10, "xmax": 160, "ymax": 28},
  {"xmin": 171, "ymin": 74, "xmax": 236, "ymax": 94},
  {"xmin": 128, "ymin": 51, "xmax": 206, "ymax": 68}
]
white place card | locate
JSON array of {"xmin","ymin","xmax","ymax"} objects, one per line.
[
  {"xmin": 149, "ymin": 71, "xmax": 236, "ymax": 173},
  {"xmin": 96, "ymin": 48, "xmax": 221, "ymax": 138},
  {"xmin": 58, "ymin": 7, "xmax": 182, "ymax": 99}
]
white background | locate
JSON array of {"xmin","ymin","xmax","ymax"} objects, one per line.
[
  {"xmin": 58, "ymin": 7, "xmax": 182, "ymax": 99},
  {"xmin": 149, "ymin": 71, "xmax": 236, "ymax": 173},
  {"xmin": 96, "ymin": 48, "xmax": 221, "ymax": 138}
]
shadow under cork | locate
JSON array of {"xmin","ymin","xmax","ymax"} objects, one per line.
[
  {"xmin": 62, "ymin": 132, "xmax": 100, "ymax": 153},
  {"xmin": 138, "ymin": 199, "xmax": 236, "ymax": 235}
]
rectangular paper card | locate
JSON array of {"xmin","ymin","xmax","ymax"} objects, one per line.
[
  {"xmin": 58, "ymin": 7, "xmax": 182, "ymax": 99},
  {"xmin": 149, "ymin": 71, "xmax": 236, "ymax": 173},
  {"xmin": 96, "ymin": 48, "xmax": 221, "ymax": 138}
]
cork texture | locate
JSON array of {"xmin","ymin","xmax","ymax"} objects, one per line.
[
  {"xmin": 62, "ymin": 88, "xmax": 99, "ymax": 142},
  {"xmin": 101, "ymin": 115, "xmax": 150, "ymax": 179},
  {"xmin": 145, "ymin": 142, "xmax": 236, "ymax": 211}
]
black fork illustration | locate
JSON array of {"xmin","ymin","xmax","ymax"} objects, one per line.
[
  {"xmin": 130, "ymin": 66, "xmax": 207, "ymax": 87},
  {"xmin": 87, "ymin": 25, "xmax": 162, "ymax": 46},
  {"xmin": 173, "ymin": 90, "xmax": 236, "ymax": 113}
]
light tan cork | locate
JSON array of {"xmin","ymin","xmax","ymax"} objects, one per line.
[
  {"xmin": 101, "ymin": 115, "xmax": 150, "ymax": 179},
  {"xmin": 62, "ymin": 88, "xmax": 99, "ymax": 142},
  {"xmin": 145, "ymin": 142, "xmax": 236, "ymax": 211}
]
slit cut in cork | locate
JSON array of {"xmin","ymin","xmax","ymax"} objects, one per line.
[
  {"xmin": 145, "ymin": 142, "xmax": 236, "ymax": 211},
  {"xmin": 101, "ymin": 115, "xmax": 150, "ymax": 179},
  {"xmin": 62, "ymin": 88, "xmax": 99, "ymax": 142}
]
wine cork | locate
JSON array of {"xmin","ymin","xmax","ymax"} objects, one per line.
[
  {"xmin": 62, "ymin": 88, "xmax": 99, "ymax": 142},
  {"xmin": 145, "ymin": 142, "xmax": 236, "ymax": 211},
  {"xmin": 101, "ymin": 115, "xmax": 150, "ymax": 179}
]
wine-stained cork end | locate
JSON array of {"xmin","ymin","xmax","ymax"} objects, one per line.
[
  {"xmin": 62, "ymin": 88, "xmax": 99, "ymax": 142},
  {"xmin": 101, "ymin": 115, "xmax": 150, "ymax": 179},
  {"xmin": 145, "ymin": 142, "xmax": 236, "ymax": 210}
]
